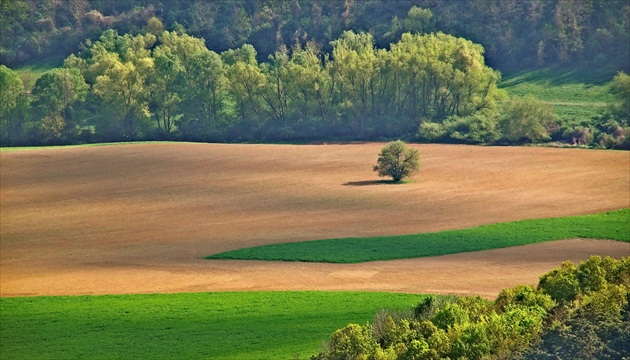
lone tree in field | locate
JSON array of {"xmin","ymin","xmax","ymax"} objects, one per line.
[{"xmin": 373, "ymin": 140, "xmax": 420, "ymax": 182}]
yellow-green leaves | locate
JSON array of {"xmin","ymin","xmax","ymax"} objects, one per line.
[
  {"xmin": 500, "ymin": 95, "xmax": 555, "ymax": 143},
  {"xmin": 0, "ymin": 65, "xmax": 23, "ymax": 120},
  {"xmin": 373, "ymin": 140, "xmax": 420, "ymax": 182}
]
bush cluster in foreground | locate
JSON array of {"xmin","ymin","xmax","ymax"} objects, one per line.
[{"xmin": 314, "ymin": 256, "xmax": 630, "ymax": 360}]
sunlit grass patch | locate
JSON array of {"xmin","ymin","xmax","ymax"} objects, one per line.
[
  {"xmin": 500, "ymin": 67, "xmax": 615, "ymax": 121},
  {"xmin": 207, "ymin": 209, "xmax": 630, "ymax": 263},
  {"xmin": 0, "ymin": 291, "xmax": 423, "ymax": 360}
]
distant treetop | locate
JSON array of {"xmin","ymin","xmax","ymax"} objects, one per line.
[{"xmin": 1, "ymin": 0, "xmax": 628, "ymax": 73}]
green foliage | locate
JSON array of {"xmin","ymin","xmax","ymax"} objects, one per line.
[
  {"xmin": 373, "ymin": 141, "xmax": 420, "ymax": 182},
  {"xmin": 316, "ymin": 256, "xmax": 630, "ymax": 360},
  {"xmin": 388, "ymin": 32, "xmax": 505, "ymax": 122},
  {"xmin": 0, "ymin": 291, "xmax": 422, "ymax": 360},
  {"xmin": 0, "ymin": 66, "xmax": 24, "ymax": 112},
  {"xmin": 85, "ymin": 31, "xmax": 157, "ymax": 140},
  {"xmin": 539, "ymin": 256, "xmax": 630, "ymax": 304},
  {"xmin": 609, "ymin": 71, "xmax": 630, "ymax": 123},
  {"xmin": 516, "ymin": 257, "xmax": 630, "ymax": 359},
  {"xmin": 538, "ymin": 261, "xmax": 581, "ymax": 303},
  {"xmin": 431, "ymin": 302, "xmax": 469, "ymax": 330},
  {"xmin": 495, "ymin": 285, "xmax": 556, "ymax": 315},
  {"xmin": 319, "ymin": 323, "xmax": 381, "ymax": 360},
  {"xmin": 499, "ymin": 68, "xmax": 630, "ymax": 148},
  {"xmin": 11, "ymin": 60, "xmax": 62, "ymax": 91},
  {"xmin": 3, "ymin": 0, "xmax": 628, "ymax": 75},
  {"xmin": 450, "ymin": 321, "xmax": 492, "ymax": 360},
  {"xmin": 416, "ymin": 121, "xmax": 446, "ymax": 142},
  {"xmin": 31, "ymin": 68, "xmax": 89, "ymax": 143},
  {"xmin": 207, "ymin": 208, "xmax": 630, "ymax": 263},
  {"xmin": 6, "ymin": 21, "xmax": 507, "ymax": 145},
  {"xmin": 32, "ymin": 68, "xmax": 87, "ymax": 114},
  {"xmin": 500, "ymin": 96, "xmax": 556, "ymax": 143},
  {"xmin": 403, "ymin": 6, "xmax": 434, "ymax": 35},
  {"xmin": 413, "ymin": 295, "xmax": 457, "ymax": 321},
  {"xmin": 3, "ymin": 5, "xmax": 629, "ymax": 147},
  {"xmin": 0, "ymin": 65, "xmax": 27, "ymax": 145},
  {"xmin": 419, "ymin": 111, "xmax": 502, "ymax": 144},
  {"xmin": 560, "ymin": 125, "xmax": 594, "ymax": 146},
  {"xmin": 500, "ymin": 68, "xmax": 615, "ymax": 103}
]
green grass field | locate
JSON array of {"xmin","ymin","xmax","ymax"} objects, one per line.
[
  {"xmin": 0, "ymin": 291, "xmax": 423, "ymax": 360},
  {"xmin": 207, "ymin": 209, "xmax": 630, "ymax": 263},
  {"xmin": 500, "ymin": 67, "xmax": 616, "ymax": 120},
  {"xmin": 12, "ymin": 59, "xmax": 62, "ymax": 90}
]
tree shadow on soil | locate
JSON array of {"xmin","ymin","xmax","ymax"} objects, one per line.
[{"xmin": 343, "ymin": 180, "xmax": 413, "ymax": 186}]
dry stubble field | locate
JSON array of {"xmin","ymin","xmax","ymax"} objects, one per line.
[{"xmin": 1, "ymin": 143, "xmax": 629, "ymax": 298}]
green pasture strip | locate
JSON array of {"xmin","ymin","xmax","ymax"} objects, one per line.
[
  {"xmin": 551, "ymin": 103, "xmax": 608, "ymax": 120},
  {"xmin": 207, "ymin": 209, "xmax": 630, "ymax": 264},
  {"xmin": 0, "ymin": 291, "xmax": 422, "ymax": 360},
  {"xmin": 13, "ymin": 59, "xmax": 63, "ymax": 90},
  {"xmin": 500, "ymin": 68, "xmax": 614, "ymax": 104}
]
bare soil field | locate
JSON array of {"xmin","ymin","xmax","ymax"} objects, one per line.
[{"xmin": 1, "ymin": 143, "xmax": 628, "ymax": 297}]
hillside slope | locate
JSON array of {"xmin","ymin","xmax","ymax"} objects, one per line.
[{"xmin": 1, "ymin": 143, "xmax": 628, "ymax": 297}]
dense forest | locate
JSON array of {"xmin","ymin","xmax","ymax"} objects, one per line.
[
  {"xmin": 2, "ymin": 0, "xmax": 629, "ymax": 71},
  {"xmin": 314, "ymin": 256, "xmax": 630, "ymax": 360},
  {"xmin": 0, "ymin": 0, "xmax": 629, "ymax": 147}
]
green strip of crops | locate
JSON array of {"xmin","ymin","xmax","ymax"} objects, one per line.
[
  {"xmin": 207, "ymin": 209, "xmax": 630, "ymax": 264},
  {"xmin": 0, "ymin": 291, "xmax": 423, "ymax": 360}
]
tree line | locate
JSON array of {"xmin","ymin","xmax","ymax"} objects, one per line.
[
  {"xmin": 314, "ymin": 256, "xmax": 630, "ymax": 359},
  {"xmin": 1, "ymin": 0, "xmax": 629, "ymax": 74},
  {"xmin": 1, "ymin": 21, "xmax": 507, "ymax": 145},
  {"xmin": 1, "ymin": 19, "xmax": 629, "ymax": 148}
]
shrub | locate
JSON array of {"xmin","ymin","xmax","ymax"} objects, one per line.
[
  {"xmin": 500, "ymin": 95, "xmax": 555, "ymax": 143},
  {"xmin": 417, "ymin": 121, "xmax": 446, "ymax": 142},
  {"xmin": 594, "ymin": 119, "xmax": 629, "ymax": 149},
  {"xmin": 609, "ymin": 71, "xmax": 630, "ymax": 123},
  {"xmin": 561, "ymin": 125, "xmax": 594, "ymax": 146},
  {"xmin": 373, "ymin": 140, "xmax": 420, "ymax": 182},
  {"xmin": 442, "ymin": 112, "xmax": 501, "ymax": 144}
]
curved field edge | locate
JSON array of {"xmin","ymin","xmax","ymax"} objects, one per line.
[
  {"xmin": 0, "ymin": 291, "xmax": 423, "ymax": 360},
  {"xmin": 207, "ymin": 208, "xmax": 630, "ymax": 263}
]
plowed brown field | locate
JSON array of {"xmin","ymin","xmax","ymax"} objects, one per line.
[{"xmin": 1, "ymin": 143, "xmax": 628, "ymax": 298}]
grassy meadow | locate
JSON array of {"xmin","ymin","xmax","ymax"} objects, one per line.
[
  {"xmin": 500, "ymin": 68, "xmax": 615, "ymax": 119},
  {"xmin": 0, "ymin": 291, "xmax": 422, "ymax": 360},
  {"xmin": 207, "ymin": 209, "xmax": 630, "ymax": 263},
  {"xmin": 12, "ymin": 59, "xmax": 62, "ymax": 91}
]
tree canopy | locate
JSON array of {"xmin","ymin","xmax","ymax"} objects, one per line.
[
  {"xmin": 1, "ymin": 25, "xmax": 511, "ymax": 145},
  {"xmin": 373, "ymin": 141, "xmax": 420, "ymax": 182},
  {"xmin": 2, "ymin": 1, "xmax": 629, "ymax": 74},
  {"xmin": 314, "ymin": 256, "xmax": 630, "ymax": 360}
]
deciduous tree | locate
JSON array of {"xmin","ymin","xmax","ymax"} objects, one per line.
[
  {"xmin": 31, "ymin": 68, "xmax": 88, "ymax": 141},
  {"xmin": 500, "ymin": 95, "xmax": 555, "ymax": 143},
  {"xmin": 373, "ymin": 140, "xmax": 420, "ymax": 183},
  {"xmin": 609, "ymin": 71, "xmax": 630, "ymax": 124},
  {"xmin": 0, "ymin": 65, "xmax": 27, "ymax": 145}
]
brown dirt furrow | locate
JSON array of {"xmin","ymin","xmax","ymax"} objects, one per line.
[{"xmin": 1, "ymin": 143, "xmax": 629, "ymax": 298}]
